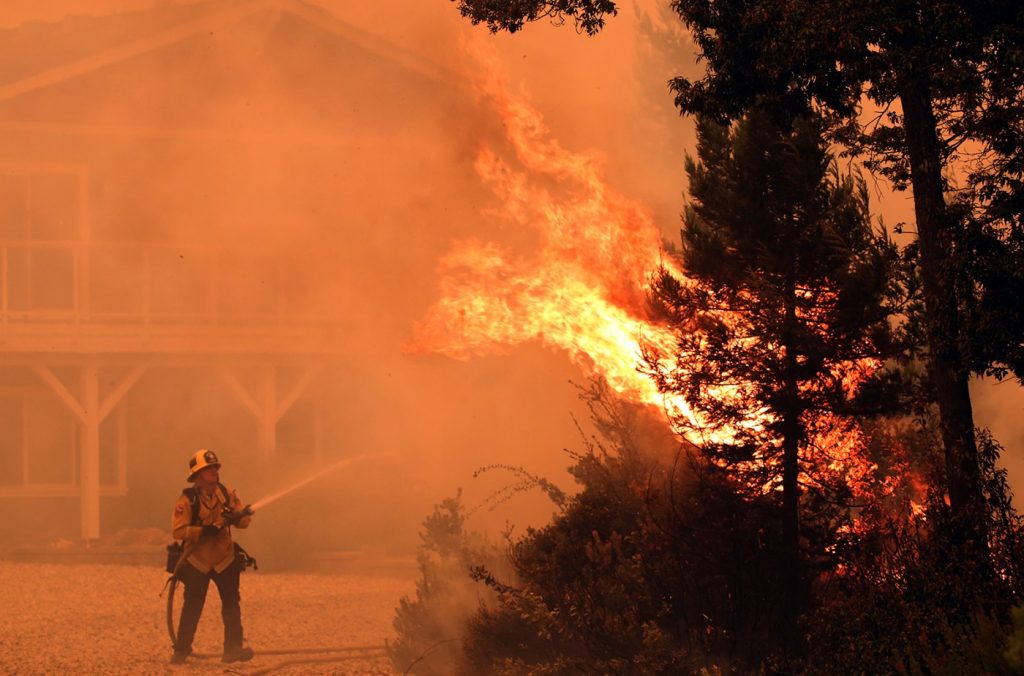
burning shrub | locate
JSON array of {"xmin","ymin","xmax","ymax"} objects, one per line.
[
  {"xmin": 803, "ymin": 424, "xmax": 1024, "ymax": 674},
  {"xmin": 448, "ymin": 392, "xmax": 804, "ymax": 674},
  {"xmin": 393, "ymin": 381, "xmax": 1024, "ymax": 674}
]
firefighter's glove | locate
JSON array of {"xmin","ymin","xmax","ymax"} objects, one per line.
[
  {"xmin": 200, "ymin": 524, "xmax": 221, "ymax": 538},
  {"xmin": 224, "ymin": 505, "xmax": 254, "ymax": 526}
]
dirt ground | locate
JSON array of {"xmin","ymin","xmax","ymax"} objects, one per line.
[{"xmin": 0, "ymin": 560, "xmax": 415, "ymax": 675}]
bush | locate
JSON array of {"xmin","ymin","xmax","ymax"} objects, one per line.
[
  {"xmin": 803, "ymin": 428, "xmax": 1024, "ymax": 674},
  {"xmin": 456, "ymin": 393, "xmax": 797, "ymax": 674},
  {"xmin": 389, "ymin": 491, "xmax": 506, "ymax": 675},
  {"xmin": 392, "ymin": 391, "xmax": 1024, "ymax": 674}
]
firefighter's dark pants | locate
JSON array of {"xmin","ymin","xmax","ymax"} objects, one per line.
[{"xmin": 174, "ymin": 558, "xmax": 244, "ymax": 653}]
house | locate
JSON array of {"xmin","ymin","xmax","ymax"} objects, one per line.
[{"xmin": 0, "ymin": 0, "xmax": 486, "ymax": 544}]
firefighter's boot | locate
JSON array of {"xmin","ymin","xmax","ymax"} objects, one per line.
[{"xmin": 222, "ymin": 646, "xmax": 254, "ymax": 663}]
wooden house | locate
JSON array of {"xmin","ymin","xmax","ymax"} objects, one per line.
[{"xmin": 0, "ymin": 0, "xmax": 482, "ymax": 542}]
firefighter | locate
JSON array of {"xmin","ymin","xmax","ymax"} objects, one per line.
[{"xmin": 169, "ymin": 449, "xmax": 255, "ymax": 664}]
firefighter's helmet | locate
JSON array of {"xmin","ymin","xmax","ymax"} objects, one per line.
[{"xmin": 187, "ymin": 449, "xmax": 221, "ymax": 482}]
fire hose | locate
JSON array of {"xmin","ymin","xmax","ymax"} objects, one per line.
[
  {"xmin": 164, "ymin": 517, "xmax": 388, "ymax": 672},
  {"xmin": 162, "ymin": 455, "xmax": 390, "ymax": 671},
  {"xmin": 164, "ymin": 505, "xmax": 252, "ymax": 648}
]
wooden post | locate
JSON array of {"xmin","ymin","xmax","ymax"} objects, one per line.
[
  {"xmin": 76, "ymin": 168, "xmax": 90, "ymax": 321},
  {"xmin": 313, "ymin": 390, "xmax": 324, "ymax": 464},
  {"xmin": 219, "ymin": 364, "xmax": 321, "ymax": 458},
  {"xmin": 20, "ymin": 398, "xmax": 29, "ymax": 484},
  {"xmin": 1, "ymin": 244, "xmax": 8, "ymax": 325},
  {"xmin": 116, "ymin": 402, "xmax": 128, "ymax": 491},
  {"xmin": 81, "ymin": 364, "xmax": 100, "ymax": 540},
  {"xmin": 258, "ymin": 366, "xmax": 276, "ymax": 456},
  {"xmin": 33, "ymin": 364, "xmax": 146, "ymax": 540}
]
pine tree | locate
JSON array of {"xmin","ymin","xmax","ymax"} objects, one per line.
[
  {"xmin": 452, "ymin": 0, "xmax": 1024, "ymax": 587},
  {"xmin": 644, "ymin": 110, "xmax": 898, "ymax": 658}
]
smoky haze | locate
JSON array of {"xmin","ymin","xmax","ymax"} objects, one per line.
[
  {"xmin": 0, "ymin": 0, "xmax": 1019, "ymax": 572},
  {"xmin": 0, "ymin": 0, "xmax": 695, "ymax": 568}
]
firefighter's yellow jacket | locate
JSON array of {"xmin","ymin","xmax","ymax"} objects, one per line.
[{"xmin": 171, "ymin": 484, "xmax": 252, "ymax": 573}]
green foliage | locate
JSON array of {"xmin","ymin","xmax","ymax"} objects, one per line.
[
  {"xmin": 651, "ymin": 110, "xmax": 899, "ymax": 448},
  {"xmin": 809, "ymin": 594, "xmax": 1022, "ymax": 676},
  {"xmin": 394, "ymin": 389, "xmax": 1024, "ymax": 673},
  {"xmin": 802, "ymin": 419, "xmax": 1024, "ymax": 674},
  {"xmin": 805, "ymin": 532, "xmax": 1024, "ymax": 676},
  {"xmin": 1005, "ymin": 606, "xmax": 1024, "ymax": 670},
  {"xmin": 910, "ymin": 613, "xmax": 1019, "ymax": 676}
]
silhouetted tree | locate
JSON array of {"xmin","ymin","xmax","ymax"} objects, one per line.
[
  {"xmin": 451, "ymin": 0, "xmax": 1024, "ymax": 584},
  {"xmin": 641, "ymin": 109, "xmax": 897, "ymax": 658},
  {"xmin": 452, "ymin": 0, "xmax": 617, "ymax": 35}
]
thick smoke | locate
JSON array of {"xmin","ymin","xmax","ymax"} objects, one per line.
[{"xmin": 0, "ymin": 0, "xmax": 1018, "ymax": 572}]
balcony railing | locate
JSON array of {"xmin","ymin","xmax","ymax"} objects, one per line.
[{"xmin": 0, "ymin": 239, "xmax": 344, "ymax": 327}]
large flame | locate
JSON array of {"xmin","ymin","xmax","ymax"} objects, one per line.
[
  {"xmin": 406, "ymin": 43, "xmax": 699, "ymax": 425},
  {"xmin": 407, "ymin": 46, "xmax": 911, "ymax": 519}
]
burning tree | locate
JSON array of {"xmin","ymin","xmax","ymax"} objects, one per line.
[
  {"xmin": 398, "ymin": 38, "xmax": 1024, "ymax": 672},
  {"xmin": 452, "ymin": 0, "xmax": 1024, "ymax": 607},
  {"xmin": 643, "ymin": 110, "xmax": 899, "ymax": 658}
]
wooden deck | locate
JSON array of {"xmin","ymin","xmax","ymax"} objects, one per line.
[
  {"xmin": 0, "ymin": 321, "xmax": 349, "ymax": 355},
  {"xmin": 0, "ymin": 238, "xmax": 348, "ymax": 537},
  {"xmin": 0, "ymin": 237, "xmax": 349, "ymax": 355}
]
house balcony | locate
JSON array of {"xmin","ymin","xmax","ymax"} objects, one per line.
[{"xmin": 0, "ymin": 238, "xmax": 349, "ymax": 357}]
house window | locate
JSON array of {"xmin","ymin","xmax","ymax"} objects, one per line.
[
  {"xmin": 0, "ymin": 166, "xmax": 84, "ymax": 315},
  {"xmin": 0, "ymin": 389, "xmax": 76, "ymax": 491},
  {"xmin": 0, "ymin": 382, "xmax": 127, "ymax": 498}
]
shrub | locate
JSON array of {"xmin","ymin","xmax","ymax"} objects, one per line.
[{"xmin": 390, "ymin": 491, "xmax": 506, "ymax": 675}]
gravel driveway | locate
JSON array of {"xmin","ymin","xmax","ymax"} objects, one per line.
[{"xmin": 1, "ymin": 561, "xmax": 414, "ymax": 675}]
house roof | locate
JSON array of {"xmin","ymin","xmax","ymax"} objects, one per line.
[{"xmin": 0, "ymin": 0, "xmax": 454, "ymax": 106}]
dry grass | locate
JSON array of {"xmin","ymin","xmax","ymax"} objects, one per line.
[{"xmin": 1, "ymin": 560, "xmax": 415, "ymax": 675}]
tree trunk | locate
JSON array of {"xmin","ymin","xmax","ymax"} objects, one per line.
[
  {"xmin": 780, "ymin": 288, "xmax": 801, "ymax": 658},
  {"xmin": 898, "ymin": 73, "xmax": 985, "ymax": 536}
]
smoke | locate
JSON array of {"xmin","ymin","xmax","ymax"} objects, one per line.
[
  {"xmin": 972, "ymin": 379, "xmax": 1024, "ymax": 509},
  {"xmin": 1, "ymin": 0, "xmax": 1018, "ymax": 566},
  {"xmin": 0, "ymin": 0, "xmax": 685, "ymax": 563}
]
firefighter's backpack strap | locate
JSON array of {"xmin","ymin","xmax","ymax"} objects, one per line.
[
  {"xmin": 217, "ymin": 482, "xmax": 230, "ymax": 508},
  {"xmin": 182, "ymin": 487, "xmax": 201, "ymax": 526},
  {"xmin": 183, "ymin": 484, "xmax": 230, "ymax": 526}
]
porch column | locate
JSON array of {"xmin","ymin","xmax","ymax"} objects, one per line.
[
  {"xmin": 219, "ymin": 364, "xmax": 320, "ymax": 457},
  {"xmin": 33, "ymin": 364, "xmax": 146, "ymax": 540},
  {"xmin": 81, "ymin": 365, "xmax": 100, "ymax": 541}
]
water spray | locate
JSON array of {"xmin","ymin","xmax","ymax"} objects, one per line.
[
  {"xmin": 166, "ymin": 451, "xmax": 388, "ymax": 657},
  {"xmin": 248, "ymin": 453, "xmax": 378, "ymax": 513}
]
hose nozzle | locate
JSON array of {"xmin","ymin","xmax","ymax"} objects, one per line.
[{"xmin": 222, "ymin": 504, "xmax": 254, "ymax": 525}]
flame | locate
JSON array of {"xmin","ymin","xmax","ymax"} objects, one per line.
[
  {"xmin": 407, "ymin": 42, "xmax": 700, "ymax": 426},
  {"xmin": 406, "ymin": 45, "xmax": 910, "ymax": 519}
]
